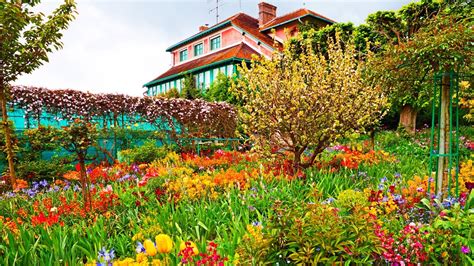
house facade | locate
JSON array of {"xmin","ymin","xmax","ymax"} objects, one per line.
[{"xmin": 143, "ymin": 2, "xmax": 335, "ymax": 96}]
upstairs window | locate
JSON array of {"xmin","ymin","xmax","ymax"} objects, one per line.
[
  {"xmin": 194, "ymin": 43, "xmax": 203, "ymax": 56},
  {"xmin": 210, "ymin": 36, "xmax": 221, "ymax": 50},
  {"xmin": 179, "ymin": 49, "xmax": 188, "ymax": 62}
]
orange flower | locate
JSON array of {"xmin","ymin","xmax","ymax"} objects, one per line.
[{"xmin": 63, "ymin": 171, "xmax": 80, "ymax": 181}]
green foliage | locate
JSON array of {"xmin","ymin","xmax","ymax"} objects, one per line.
[
  {"xmin": 204, "ymin": 73, "xmax": 239, "ymax": 105},
  {"xmin": 57, "ymin": 119, "xmax": 98, "ymax": 157},
  {"xmin": 21, "ymin": 126, "xmax": 61, "ymax": 160},
  {"xmin": 297, "ymin": 22, "xmax": 383, "ymax": 56},
  {"xmin": 118, "ymin": 140, "xmax": 171, "ymax": 164},
  {"xmin": 0, "ymin": 0, "xmax": 77, "ymax": 84},
  {"xmin": 336, "ymin": 189, "xmax": 369, "ymax": 210},
  {"xmin": 16, "ymin": 158, "xmax": 72, "ymax": 181},
  {"xmin": 366, "ymin": 0, "xmax": 473, "ymax": 112},
  {"xmin": 0, "ymin": 0, "xmax": 77, "ymax": 183},
  {"xmin": 160, "ymin": 87, "xmax": 180, "ymax": 98},
  {"xmin": 180, "ymin": 74, "xmax": 201, "ymax": 100}
]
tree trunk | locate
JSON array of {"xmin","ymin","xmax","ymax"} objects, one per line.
[
  {"xmin": 399, "ymin": 104, "xmax": 418, "ymax": 134},
  {"xmin": 78, "ymin": 155, "xmax": 91, "ymax": 211},
  {"xmin": 0, "ymin": 83, "xmax": 16, "ymax": 186},
  {"xmin": 369, "ymin": 130, "xmax": 376, "ymax": 151},
  {"xmin": 437, "ymin": 75, "xmax": 450, "ymax": 197},
  {"xmin": 293, "ymin": 148, "xmax": 302, "ymax": 173}
]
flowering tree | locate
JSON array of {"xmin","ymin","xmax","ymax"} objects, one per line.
[
  {"xmin": 0, "ymin": 0, "xmax": 76, "ymax": 185},
  {"xmin": 233, "ymin": 33, "xmax": 387, "ymax": 170}
]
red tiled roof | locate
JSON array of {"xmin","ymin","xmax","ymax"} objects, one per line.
[
  {"xmin": 230, "ymin": 13, "xmax": 280, "ymax": 49},
  {"xmin": 166, "ymin": 13, "xmax": 279, "ymax": 52},
  {"xmin": 260, "ymin": 8, "xmax": 335, "ymax": 31},
  {"xmin": 147, "ymin": 43, "xmax": 259, "ymax": 84}
]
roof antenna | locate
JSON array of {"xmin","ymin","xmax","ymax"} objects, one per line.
[{"xmin": 209, "ymin": 0, "xmax": 225, "ymax": 24}]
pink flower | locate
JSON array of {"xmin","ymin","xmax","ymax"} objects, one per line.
[{"xmin": 461, "ymin": 245, "xmax": 470, "ymax": 254}]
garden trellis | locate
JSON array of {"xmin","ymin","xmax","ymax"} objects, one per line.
[{"xmin": 428, "ymin": 71, "xmax": 472, "ymax": 198}]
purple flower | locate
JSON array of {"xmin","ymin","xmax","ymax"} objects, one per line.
[
  {"xmin": 461, "ymin": 245, "xmax": 470, "ymax": 254},
  {"xmin": 32, "ymin": 181, "xmax": 40, "ymax": 191},
  {"xmin": 252, "ymin": 221, "xmax": 262, "ymax": 227},
  {"xmin": 26, "ymin": 189, "xmax": 37, "ymax": 198},
  {"xmin": 39, "ymin": 179, "xmax": 48, "ymax": 188},
  {"xmin": 136, "ymin": 242, "xmax": 145, "ymax": 253}
]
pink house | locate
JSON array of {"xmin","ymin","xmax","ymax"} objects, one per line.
[{"xmin": 143, "ymin": 2, "xmax": 335, "ymax": 96}]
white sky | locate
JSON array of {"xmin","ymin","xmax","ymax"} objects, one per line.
[{"xmin": 14, "ymin": 0, "xmax": 412, "ymax": 96}]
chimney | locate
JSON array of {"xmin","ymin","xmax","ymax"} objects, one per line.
[
  {"xmin": 258, "ymin": 2, "xmax": 277, "ymax": 28},
  {"xmin": 199, "ymin": 24, "xmax": 209, "ymax": 32}
]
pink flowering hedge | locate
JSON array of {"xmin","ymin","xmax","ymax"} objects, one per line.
[{"xmin": 10, "ymin": 86, "xmax": 237, "ymax": 138}]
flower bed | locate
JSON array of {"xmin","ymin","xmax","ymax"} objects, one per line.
[{"xmin": 0, "ymin": 149, "xmax": 473, "ymax": 265}]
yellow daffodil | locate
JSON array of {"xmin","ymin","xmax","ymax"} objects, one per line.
[
  {"xmin": 155, "ymin": 234, "xmax": 173, "ymax": 253},
  {"xmin": 143, "ymin": 239, "xmax": 157, "ymax": 256},
  {"xmin": 136, "ymin": 252, "xmax": 148, "ymax": 263}
]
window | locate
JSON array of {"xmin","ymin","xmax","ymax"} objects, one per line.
[
  {"xmin": 194, "ymin": 43, "xmax": 203, "ymax": 56},
  {"xmin": 210, "ymin": 36, "xmax": 221, "ymax": 50},
  {"xmin": 205, "ymin": 70, "xmax": 211, "ymax": 88},
  {"xmin": 179, "ymin": 49, "xmax": 188, "ymax": 62},
  {"xmin": 227, "ymin": 65, "xmax": 233, "ymax": 76}
]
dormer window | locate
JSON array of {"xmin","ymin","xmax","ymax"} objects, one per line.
[
  {"xmin": 194, "ymin": 43, "xmax": 203, "ymax": 56},
  {"xmin": 179, "ymin": 49, "xmax": 188, "ymax": 62},
  {"xmin": 210, "ymin": 36, "xmax": 221, "ymax": 51}
]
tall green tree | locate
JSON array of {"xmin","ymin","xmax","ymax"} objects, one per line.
[
  {"xmin": 0, "ymin": 0, "xmax": 77, "ymax": 185},
  {"xmin": 366, "ymin": 0, "xmax": 472, "ymax": 133}
]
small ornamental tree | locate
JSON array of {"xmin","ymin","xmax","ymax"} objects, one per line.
[
  {"xmin": 56, "ymin": 119, "xmax": 98, "ymax": 210},
  {"xmin": 233, "ymin": 33, "xmax": 387, "ymax": 170},
  {"xmin": 0, "ymin": 0, "xmax": 76, "ymax": 185}
]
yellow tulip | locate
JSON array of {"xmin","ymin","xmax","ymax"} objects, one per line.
[
  {"xmin": 143, "ymin": 239, "xmax": 157, "ymax": 256},
  {"xmin": 179, "ymin": 241, "xmax": 199, "ymax": 255},
  {"xmin": 155, "ymin": 234, "xmax": 173, "ymax": 253}
]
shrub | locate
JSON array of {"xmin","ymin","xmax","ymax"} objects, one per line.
[
  {"xmin": 234, "ymin": 32, "xmax": 387, "ymax": 170},
  {"xmin": 118, "ymin": 140, "xmax": 170, "ymax": 164},
  {"xmin": 16, "ymin": 158, "xmax": 71, "ymax": 181}
]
